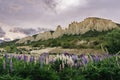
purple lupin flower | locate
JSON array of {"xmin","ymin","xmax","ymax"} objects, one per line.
[
  {"xmin": 71, "ymin": 54, "xmax": 78, "ymax": 63},
  {"xmin": 17, "ymin": 56, "xmax": 21, "ymax": 60},
  {"xmin": 82, "ymin": 55, "xmax": 88, "ymax": 64},
  {"xmin": 3, "ymin": 60, "xmax": 6, "ymax": 70},
  {"xmin": 17, "ymin": 56, "xmax": 22, "ymax": 60},
  {"xmin": 64, "ymin": 52, "xmax": 69, "ymax": 56},
  {"xmin": 29, "ymin": 56, "xmax": 33, "ymax": 62},
  {"xmin": 4, "ymin": 53, "xmax": 8, "ymax": 63},
  {"xmin": 41, "ymin": 52, "xmax": 48, "ymax": 58},
  {"xmin": 24, "ymin": 55, "xmax": 28, "ymax": 62},
  {"xmin": 10, "ymin": 59, "xmax": 13, "ymax": 72},
  {"xmin": 30, "ymin": 56, "xmax": 34, "ymax": 63},
  {"xmin": 79, "ymin": 54, "xmax": 84, "ymax": 58},
  {"xmin": 90, "ymin": 54, "xmax": 96, "ymax": 61},
  {"xmin": 39, "ymin": 56, "xmax": 44, "ymax": 68},
  {"xmin": 94, "ymin": 56, "xmax": 100, "ymax": 62}
]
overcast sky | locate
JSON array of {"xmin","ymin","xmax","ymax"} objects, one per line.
[{"xmin": 0, "ymin": 0, "xmax": 120, "ymax": 29}]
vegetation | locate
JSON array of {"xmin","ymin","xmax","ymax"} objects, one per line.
[
  {"xmin": 0, "ymin": 39, "xmax": 18, "ymax": 48},
  {"xmin": 0, "ymin": 53, "xmax": 120, "ymax": 80},
  {"xmin": 30, "ymin": 30, "xmax": 113, "ymax": 49},
  {"xmin": 0, "ymin": 28, "xmax": 120, "ymax": 54},
  {"xmin": 105, "ymin": 28, "xmax": 120, "ymax": 54},
  {"xmin": 4, "ymin": 45, "xmax": 18, "ymax": 53}
]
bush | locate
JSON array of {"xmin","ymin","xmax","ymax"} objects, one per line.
[{"xmin": 105, "ymin": 28, "xmax": 120, "ymax": 54}]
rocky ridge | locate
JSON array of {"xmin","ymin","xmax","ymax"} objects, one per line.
[{"xmin": 16, "ymin": 17, "xmax": 119, "ymax": 43}]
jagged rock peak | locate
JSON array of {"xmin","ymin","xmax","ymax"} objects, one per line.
[{"xmin": 56, "ymin": 25, "xmax": 63, "ymax": 31}]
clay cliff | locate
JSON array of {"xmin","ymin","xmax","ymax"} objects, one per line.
[{"xmin": 16, "ymin": 17, "xmax": 119, "ymax": 43}]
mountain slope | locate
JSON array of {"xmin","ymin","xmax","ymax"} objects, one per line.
[{"xmin": 17, "ymin": 17, "xmax": 119, "ymax": 43}]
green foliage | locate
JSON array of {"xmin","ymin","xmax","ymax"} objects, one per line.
[
  {"xmin": 59, "ymin": 68, "xmax": 85, "ymax": 80},
  {"xmin": 0, "ymin": 74, "xmax": 30, "ymax": 80},
  {"xmin": 4, "ymin": 45, "xmax": 17, "ymax": 53},
  {"xmin": 0, "ymin": 39, "xmax": 18, "ymax": 48},
  {"xmin": 105, "ymin": 28, "xmax": 120, "ymax": 54},
  {"xmin": 0, "ymin": 55, "xmax": 120, "ymax": 80},
  {"xmin": 29, "ymin": 30, "xmax": 112, "ymax": 49},
  {"xmin": 82, "ymin": 56, "xmax": 120, "ymax": 80}
]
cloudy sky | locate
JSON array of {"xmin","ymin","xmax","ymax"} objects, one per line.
[{"xmin": 0, "ymin": 0, "xmax": 120, "ymax": 29}]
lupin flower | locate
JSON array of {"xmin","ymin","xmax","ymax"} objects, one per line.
[
  {"xmin": 33, "ymin": 56, "xmax": 35, "ymax": 62},
  {"xmin": 79, "ymin": 54, "xmax": 84, "ymax": 58},
  {"xmin": 90, "ymin": 54, "xmax": 96, "ymax": 61},
  {"xmin": 71, "ymin": 54, "xmax": 78, "ymax": 63},
  {"xmin": 4, "ymin": 53, "xmax": 8, "ymax": 63},
  {"xmin": 10, "ymin": 59, "xmax": 13, "ymax": 72},
  {"xmin": 30, "ymin": 56, "xmax": 33, "ymax": 63},
  {"xmin": 17, "ymin": 56, "xmax": 22, "ymax": 60},
  {"xmin": 64, "ymin": 52, "xmax": 70, "ymax": 56},
  {"xmin": 82, "ymin": 55, "xmax": 88, "ymax": 64},
  {"xmin": 3, "ymin": 60, "xmax": 6, "ymax": 70},
  {"xmin": 90, "ymin": 55, "xmax": 100, "ymax": 62},
  {"xmin": 24, "ymin": 55, "xmax": 28, "ymax": 62},
  {"xmin": 39, "ymin": 56, "xmax": 44, "ymax": 68},
  {"xmin": 94, "ymin": 56, "xmax": 100, "ymax": 62}
]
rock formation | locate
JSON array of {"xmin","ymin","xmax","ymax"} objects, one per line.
[
  {"xmin": 17, "ymin": 36, "xmax": 34, "ymax": 44},
  {"xmin": 52, "ymin": 25, "xmax": 64, "ymax": 38},
  {"xmin": 16, "ymin": 17, "xmax": 119, "ymax": 43}
]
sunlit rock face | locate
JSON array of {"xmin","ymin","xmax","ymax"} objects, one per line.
[
  {"xmin": 35, "ymin": 31, "xmax": 52, "ymax": 41},
  {"xmin": 16, "ymin": 36, "xmax": 34, "ymax": 44},
  {"xmin": 80, "ymin": 17, "xmax": 118, "ymax": 32},
  {"xmin": 16, "ymin": 17, "xmax": 119, "ymax": 43},
  {"xmin": 52, "ymin": 25, "xmax": 64, "ymax": 38},
  {"xmin": 65, "ymin": 17, "xmax": 118, "ymax": 34}
]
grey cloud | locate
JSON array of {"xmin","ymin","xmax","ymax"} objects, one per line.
[
  {"xmin": 0, "ymin": 0, "xmax": 120, "ymax": 29},
  {"xmin": 9, "ymin": 27, "xmax": 50, "ymax": 35},
  {"xmin": 9, "ymin": 27, "xmax": 37, "ymax": 35}
]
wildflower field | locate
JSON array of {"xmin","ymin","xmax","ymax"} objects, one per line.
[{"xmin": 0, "ymin": 53, "xmax": 120, "ymax": 80}]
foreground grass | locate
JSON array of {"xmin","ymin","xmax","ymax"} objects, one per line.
[{"xmin": 0, "ymin": 54, "xmax": 120, "ymax": 80}]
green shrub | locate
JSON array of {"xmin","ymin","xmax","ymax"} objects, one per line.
[{"xmin": 105, "ymin": 28, "xmax": 120, "ymax": 54}]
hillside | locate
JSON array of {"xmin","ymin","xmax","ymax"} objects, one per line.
[{"xmin": 16, "ymin": 17, "xmax": 118, "ymax": 44}]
